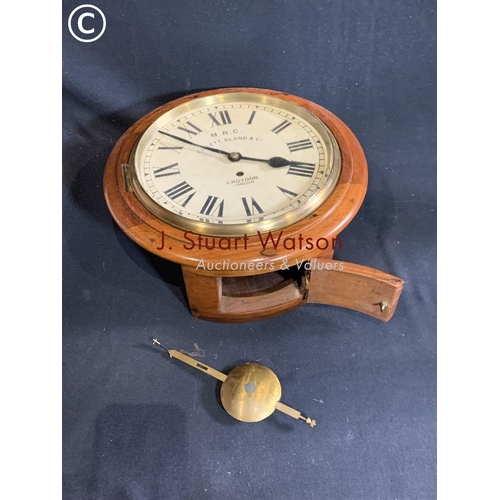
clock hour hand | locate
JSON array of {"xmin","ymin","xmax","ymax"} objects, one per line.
[
  {"xmin": 158, "ymin": 131, "xmax": 232, "ymax": 156},
  {"xmin": 238, "ymin": 154, "xmax": 315, "ymax": 169}
]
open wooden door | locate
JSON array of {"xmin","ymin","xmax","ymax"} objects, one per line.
[{"xmin": 306, "ymin": 260, "xmax": 404, "ymax": 321}]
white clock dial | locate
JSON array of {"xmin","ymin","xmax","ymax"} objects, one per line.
[{"xmin": 131, "ymin": 93, "xmax": 341, "ymax": 236}]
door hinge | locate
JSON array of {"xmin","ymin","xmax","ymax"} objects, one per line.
[{"xmin": 299, "ymin": 267, "xmax": 311, "ymax": 300}]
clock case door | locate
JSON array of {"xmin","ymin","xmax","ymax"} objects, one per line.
[
  {"xmin": 305, "ymin": 259, "xmax": 404, "ymax": 322},
  {"xmin": 182, "ymin": 258, "xmax": 403, "ymax": 323}
]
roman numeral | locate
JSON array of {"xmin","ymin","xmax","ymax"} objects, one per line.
[
  {"xmin": 164, "ymin": 181, "xmax": 195, "ymax": 207},
  {"xmin": 248, "ymin": 110, "xmax": 256, "ymax": 124},
  {"xmin": 287, "ymin": 162, "xmax": 316, "ymax": 178},
  {"xmin": 153, "ymin": 163, "xmax": 180, "ymax": 178},
  {"xmin": 242, "ymin": 197, "xmax": 264, "ymax": 217},
  {"xmin": 277, "ymin": 186, "xmax": 298, "ymax": 200},
  {"xmin": 199, "ymin": 196, "xmax": 224, "ymax": 217},
  {"xmin": 177, "ymin": 121, "xmax": 202, "ymax": 137},
  {"xmin": 287, "ymin": 139, "xmax": 313, "ymax": 153},
  {"xmin": 271, "ymin": 120, "xmax": 292, "ymax": 134},
  {"xmin": 158, "ymin": 145, "xmax": 183, "ymax": 154},
  {"xmin": 208, "ymin": 110, "xmax": 232, "ymax": 127}
]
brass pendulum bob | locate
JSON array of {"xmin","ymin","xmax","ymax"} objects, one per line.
[{"xmin": 153, "ymin": 339, "xmax": 316, "ymax": 427}]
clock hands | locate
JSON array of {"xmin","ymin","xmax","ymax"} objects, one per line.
[{"xmin": 158, "ymin": 131, "xmax": 314, "ymax": 170}]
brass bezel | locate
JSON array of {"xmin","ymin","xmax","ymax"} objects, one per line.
[{"xmin": 129, "ymin": 92, "xmax": 342, "ymax": 237}]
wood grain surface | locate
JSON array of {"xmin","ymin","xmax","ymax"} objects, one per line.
[
  {"xmin": 103, "ymin": 87, "xmax": 368, "ymax": 276},
  {"xmin": 307, "ymin": 260, "xmax": 404, "ymax": 321}
]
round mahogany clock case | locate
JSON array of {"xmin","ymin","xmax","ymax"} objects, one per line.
[{"xmin": 104, "ymin": 87, "xmax": 403, "ymax": 322}]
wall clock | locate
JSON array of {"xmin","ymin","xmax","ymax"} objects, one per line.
[{"xmin": 104, "ymin": 87, "xmax": 404, "ymax": 322}]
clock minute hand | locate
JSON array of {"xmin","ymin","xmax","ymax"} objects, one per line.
[{"xmin": 158, "ymin": 131, "xmax": 232, "ymax": 156}]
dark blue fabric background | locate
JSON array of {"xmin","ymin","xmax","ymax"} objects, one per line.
[{"xmin": 62, "ymin": 1, "xmax": 436, "ymax": 498}]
